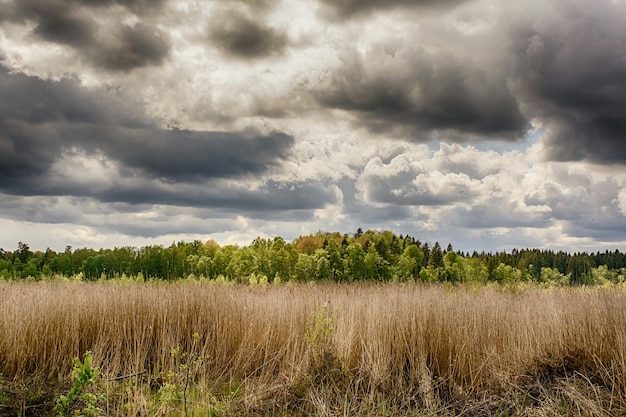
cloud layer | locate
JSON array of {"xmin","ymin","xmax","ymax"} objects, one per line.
[
  {"xmin": 1, "ymin": 0, "xmax": 170, "ymax": 71},
  {"xmin": 0, "ymin": 0, "xmax": 625, "ymax": 252},
  {"xmin": 508, "ymin": 0, "xmax": 626, "ymax": 163},
  {"xmin": 318, "ymin": 46, "xmax": 528, "ymax": 140}
]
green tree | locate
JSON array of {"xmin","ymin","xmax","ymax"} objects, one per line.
[
  {"xmin": 428, "ymin": 242, "xmax": 443, "ymax": 268},
  {"xmin": 567, "ymin": 255, "xmax": 596, "ymax": 285},
  {"xmin": 443, "ymin": 251, "xmax": 466, "ymax": 283},
  {"xmin": 314, "ymin": 249, "xmax": 330, "ymax": 280},
  {"xmin": 397, "ymin": 244, "xmax": 424, "ymax": 281},
  {"xmin": 325, "ymin": 238, "xmax": 344, "ymax": 281},
  {"xmin": 539, "ymin": 267, "xmax": 570, "ymax": 286},
  {"xmin": 492, "ymin": 263, "xmax": 522, "ymax": 283},
  {"xmin": 465, "ymin": 257, "xmax": 489, "ymax": 283},
  {"xmin": 269, "ymin": 237, "xmax": 296, "ymax": 281},
  {"xmin": 294, "ymin": 253, "xmax": 316, "ymax": 281},
  {"xmin": 15, "ymin": 242, "xmax": 33, "ymax": 264},
  {"xmin": 364, "ymin": 246, "xmax": 382, "ymax": 280},
  {"xmin": 344, "ymin": 242, "xmax": 366, "ymax": 281}
]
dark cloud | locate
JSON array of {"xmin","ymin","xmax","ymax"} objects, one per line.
[
  {"xmin": 96, "ymin": 180, "xmax": 336, "ymax": 212},
  {"xmin": 318, "ymin": 48, "xmax": 528, "ymax": 141},
  {"xmin": 318, "ymin": 0, "xmax": 468, "ymax": 19},
  {"xmin": 208, "ymin": 9, "xmax": 288, "ymax": 59},
  {"xmin": 5, "ymin": 0, "xmax": 166, "ymax": 19},
  {"xmin": 31, "ymin": 7, "xmax": 95, "ymax": 47},
  {"xmin": 83, "ymin": 0, "xmax": 167, "ymax": 13},
  {"xmin": 541, "ymin": 118, "xmax": 626, "ymax": 163},
  {"xmin": 219, "ymin": 0, "xmax": 278, "ymax": 11},
  {"xmin": 0, "ymin": 67, "xmax": 295, "ymax": 195},
  {"xmin": 1, "ymin": 0, "xmax": 170, "ymax": 71},
  {"xmin": 562, "ymin": 220, "xmax": 626, "ymax": 241},
  {"xmin": 319, "ymin": 0, "xmax": 626, "ymax": 163},
  {"xmin": 0, "ymin": 177, "xmax": 337, "ymax": 227},
  {"xmin": 510, "ymin": 0, "xmax": 626, "ymax": 163},
  {"xmin": 109, "ymin": 129, "xmax": 293, "ymax": 181},
  {"xmin": 91, "ymin": 23, "xmax": 171, "ymax": 71},
  {"xmin": 0, "ymin": 1, "xmax": 95, "ymax": 47}
]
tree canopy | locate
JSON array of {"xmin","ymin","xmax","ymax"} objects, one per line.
[{"xmin": 1, "ymin": 230, "xmax": 625, "ymax": 285}]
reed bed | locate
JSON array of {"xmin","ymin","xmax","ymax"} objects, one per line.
[{"xmin": 0, "ymin": 281, "xmax": 625, "ymax": 416}]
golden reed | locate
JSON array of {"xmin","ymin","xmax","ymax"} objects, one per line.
[{"xmin": 1, "ymin": 281, "xmax": 625, "ymax": 415}]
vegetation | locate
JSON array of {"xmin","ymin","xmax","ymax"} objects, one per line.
[
  {"xmin": 1, "ymin": 280, "xmax": 626, "ymax": 416},
  {"xmin": 1, "ymin": 229, "xmax": 626, "ymax": 285},
  {"xmin": 1, "ymin": 230, "xmax": 625, "ymax": 415},
  {"xmin": 55, "ymin": 352, "xmax": 104, "ymax": 417}
]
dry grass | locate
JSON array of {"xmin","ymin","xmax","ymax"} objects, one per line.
[{"xmin": 0, "ymin": 281, "xmax": 625, "ymax": 416}]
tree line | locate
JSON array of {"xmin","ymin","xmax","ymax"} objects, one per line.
[{"xmin": 1, "ymin": 229, "xmax": 625, "ymax": 285}]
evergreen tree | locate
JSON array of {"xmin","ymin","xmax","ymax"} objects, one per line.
[{"xmin": 428, "ymin": 242, "xmax": 443, "ymax": 268}]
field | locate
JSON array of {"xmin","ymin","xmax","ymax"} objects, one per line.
[{"xmin": 1, "ymin": 280, "xmax": 625, "ymax": 416}]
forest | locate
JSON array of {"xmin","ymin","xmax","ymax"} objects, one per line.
[{"xmin": 1, "ymin": 229, "xmax": 625, "ymax": 285}]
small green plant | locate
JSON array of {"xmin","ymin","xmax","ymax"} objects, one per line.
[
  {"xmin": 157, "ymin": 332, "xmax": 206, "ymax": 417},
  {"xmin": 305, "ymin": 305, "xmax": 336, "ymax": 357},
  {"xmin": 292, "ymin": 305, "xmax": 349, "ymax": 399},
  {"xmin": 305, "ymin": 304, "xmax": 340, "ymax": 377},
  {"xmin": 55, "ymin": 351, "xmax": 105, "ymax": 417}
]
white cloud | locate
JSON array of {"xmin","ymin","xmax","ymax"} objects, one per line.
[
  {"xmin": 618, "ymin": 188, "xmax": 626, "ymax": 216},
  {"xmin": 52, "ymin": 226, "xmax": 108, "ymax": 247}
]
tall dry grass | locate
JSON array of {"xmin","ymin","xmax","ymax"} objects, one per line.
[{"xmin": 0, "ymin": 281, "xmax": 625, "ymax": 416}]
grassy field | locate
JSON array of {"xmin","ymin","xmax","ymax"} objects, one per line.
[{"xmin": 0, "ymin": 280, "xmax": 625, "ymax": 416}]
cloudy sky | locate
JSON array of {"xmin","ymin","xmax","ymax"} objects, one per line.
[{"xmin": 1, "ymin": 0, "xmax": 625, "ymax": 253}]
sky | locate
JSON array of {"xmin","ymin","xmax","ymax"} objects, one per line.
[{"xmin": 0, "ymin": 0, "xmax": 625, "ymax": 253}]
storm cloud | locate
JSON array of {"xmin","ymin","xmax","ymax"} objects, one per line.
[
  {"xmin": 508, "ymin": 0, "xmax": 626, "ymax": 163},
  {"xmin": 1, "ymin": 0, "xmax": 170, "ymax": 71},
  {"xmin": 317, "ymin": 0, "xmax": 469, "ymax": 19},
  {"xmin": 208, "ymin": 9, "xmax": 288, "ymax": 59},
  {"xmin": 91, "ymin": 23, "xmax": 171, "ymax": 71},
  {"xmin": 318, "ymin": 47, "xmax": 528, "ymax": 141},
  {"xmin": 0, "ymin": 67, "xmax": 295, "ymax": 195}
]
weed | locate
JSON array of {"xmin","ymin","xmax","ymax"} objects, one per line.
[
  {"xmin": 305, "ymin": 304, "xmax": 336, "ymax": 361},
  {"xmin": 156, "ymin": 332, "xmax": 206, "ymax": 417},
  {"xmin": 55, "ymin": 351, "xmax": 105, "ymax": 417}
]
